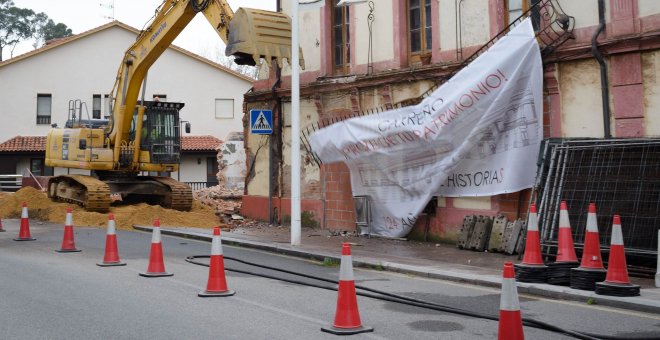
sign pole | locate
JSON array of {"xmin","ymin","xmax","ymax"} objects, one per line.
[{"xmin": 291, "ymin": 0, "xmax": 302, "ymax": 246}]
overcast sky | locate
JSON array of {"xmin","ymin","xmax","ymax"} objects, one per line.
[{"xmin": 6, "ymin": 0, "xmax": 276, "ymax": 61}]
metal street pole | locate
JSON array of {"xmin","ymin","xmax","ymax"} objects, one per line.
[{"xmin": 291, "ymin": 0, "xmax": 301, "ymax": 246}]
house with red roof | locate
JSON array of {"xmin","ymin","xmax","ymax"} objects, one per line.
[{"xmin": 0, "ymin": 21, "xmax": 252, "ymax": 190}]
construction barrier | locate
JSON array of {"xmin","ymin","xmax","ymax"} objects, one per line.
[
  {"xmin": 97, "ymin": 213, "xmax": 126, "ymax": 267},
  {"xmin": 139, "ymin": 218, "xmax": 173, "ymax": 278},
  {"xmin": 498, "ymin": 262, "xmax": 524, "ymax": 340},
  {"xmin": 56, "ymin": 207, "xmax": 81, "ymax": 253},
  {"xmin": 198, "ymin": 227, "xmax": 235, "ymax": 297},
  {"xmin": 546, "ymin": 201, "xmax": 579, "ymax": 285},
  {"xmin": 514, "ymin": 204, "xmax": 547, "ymax": 283},
  {"xmin": 570, "ymin": 203, "xmax": 606, "ymax": 291},
  {"xmin": 13, "ymin": 202, "xmax": 35, "ymax": 241},
  {"xmin": 321, "ymin": 243, "xmax": 373, "ymax": 335},
  {"xmin": 595, "ymin": 215, "xmax": 640, "ymax": 297}
]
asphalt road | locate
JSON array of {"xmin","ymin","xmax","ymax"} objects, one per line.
[{"xmin": 1, "ymin": 220, "xmax": 659, "ymax": 340}]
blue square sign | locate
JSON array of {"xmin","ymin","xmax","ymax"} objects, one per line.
[{"xmin": 250, "ymin": 109, "xmax": 273, "ymax": 135}]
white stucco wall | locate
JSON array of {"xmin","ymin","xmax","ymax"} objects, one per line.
[
  {"xmin": 559, "ymin": 59, "xmax": 605, "ymax": 137},
  {"xmin": 299, "ymin": 6, "xmax": 322, "ymax": 73},
  {"xmin": 0, "ymin": 24, "xmax": 252, "ymax": 142},
  {"xmin": 177, "ymin": 155, "xmax": 208, "ymax": 183},
  {"xmin": 439, "ymin": 0, "xmax": 490, "ymax": 54},
  {"xmin": 557, "ymin": 0, "xmax": 599, "ymax": 28},
  {"xmin": 643, "ymin": 50, "xmax": 660, "ymax": 136},
  {"xmin": 638, "ymin": 0, "xmax": 660, "ymax": 17},
  {"xmin": 353, "ymin": 1, "xmax": 394, "ymax": 65}
]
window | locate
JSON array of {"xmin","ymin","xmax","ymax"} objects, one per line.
[
  {"xmin": 408, "ymin": 0, "xmax": 432, "ymax": 63},
  {"xmin": 507, "ymin": 0, "xmax": 523, "ymax": 24},
  {"xmin": 506, "ymin": 0, "xmax": 540, "ymax": 30},
  {"xmin": 104, "ymin": 94, "xmax": 112, "ymax": 119},
  {"xmin": 332, "ymin": 0, "xmax": 350, "ymax": 74},
  {"xmin": 215, "ymin": 99, "xmax": 234, "ymax": 119},
  {"xmin": 30, "ymin": 158, "xmax": 53, "ymax": 176},
  {"xmin": 92, "ymin": 94, "xmax": 101, "ymax": 119},
  {"xmin": 36, "ymin": 94, "xmax": 51, "ymax": 125},
  {"xmin": 207, "ymin": 157, "xmax": 219, "ymax": 185}
]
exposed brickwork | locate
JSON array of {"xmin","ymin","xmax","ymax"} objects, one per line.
[{"xmin": 322, "ymin": 163, "xmax": 356, "ymax": 230}]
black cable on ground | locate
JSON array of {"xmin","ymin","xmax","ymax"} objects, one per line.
[{"xmin": 186, "ymin": 255, "xmax": 660, "ymax": 340}]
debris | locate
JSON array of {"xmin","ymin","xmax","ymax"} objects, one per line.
[{"xmin": 0, "ymin": 187, "xmax": 221, "ymax": 230}]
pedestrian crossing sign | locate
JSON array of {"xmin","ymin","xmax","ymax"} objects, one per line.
[{"xmin": 250, "ymin": 109, "xmax": 273, "ymax": 135}]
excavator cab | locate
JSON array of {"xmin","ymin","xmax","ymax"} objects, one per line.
[{"xmin": 137, "ymin": 101, "xmax": 185, "ymax": 165}]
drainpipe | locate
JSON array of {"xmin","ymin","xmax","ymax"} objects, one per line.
[
  {"xmin": 269, "ymin": 60, "xmax": 282, "ymax": 225},
  {"xmin": 592, "ymin": 0, "xmax": 611, "ymax": 138}
]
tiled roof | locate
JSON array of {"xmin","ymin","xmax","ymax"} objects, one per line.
[
  {"xmin": 181, "ymin": 135, "xmax": 222, "ymax": 151},
  {"xmin": 0, "ymin": 136, "xmax": 46, "ymax": 152},
  {"xmin": 0, "ymin": 135, "xmax": 222, "ymax": 153}
]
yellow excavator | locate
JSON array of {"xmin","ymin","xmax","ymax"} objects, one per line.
[{"xmin": 45, "ymin": 0, "xmax": 300, "ymax": 212}]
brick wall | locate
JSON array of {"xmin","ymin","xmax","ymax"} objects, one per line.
[{"xmin": 322, "ymin": 163, "xmax": 356, "ymax": 230}]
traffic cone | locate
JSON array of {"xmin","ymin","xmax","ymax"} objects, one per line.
[
  {"xmin": 0, "ymin": 217, "xmax": 5, "ymax": 232},
  {"xmin": 198, "ymin": 227, "xmax": 234, "ymax": 297},
  {"xmin": 97, "ymin": 213, "xmax": 126, "ymax": 267},
  {"xmin": 570, "ymin": 203, "xmax": 606, "ymax": 290},
  {"xmin": 321, "ymin": 243, "xmax": 373, "ymax": 335},
  {"xmin": 498, "ymin": 262, "xmax": 524, "ymax": 340},
  {"xmin": 56, "ymin": 207, "xmax": 81, "ymax": 253},
  {"xmin": 547, "ymin": 201, "xmax": 579, "ymax": 285},
  {"xmin": 13, "ymin": 202, "xmax": 35, "ymax": 241},
  {"xmin": 595, "ymin": 215, "xmax": 640, "ymax": 296},
  {"xmin": 139, "ymin": 218, "xmax": 173, "ymax": 277},
  {"xmin": 514, "ymin": 204, "xmax": 547, "ymax": 283}
]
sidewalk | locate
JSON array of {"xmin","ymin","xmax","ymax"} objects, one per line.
[{"xmin": 133, "ymin": 224, "xmax": 660, "ymax": 314}]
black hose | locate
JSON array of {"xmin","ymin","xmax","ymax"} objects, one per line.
[
  {"xmin": 186, "ymin": 255, "xmax": 660, "ymax": 340},
  {"xmin": 191, "ymin": 0, "xmax": 210, "ymax": 13}
]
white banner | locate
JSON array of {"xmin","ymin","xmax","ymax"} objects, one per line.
[{"xmin": 309, "ymin": 19, "xmax": 543, "ymax": 237}]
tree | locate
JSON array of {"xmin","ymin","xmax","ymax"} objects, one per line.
[
  {"xmin": 0, "ymin": 1, "xmax": 73, "ymax": 61},
  {"xmin": 33, "ymin": 18, "xmax": 73, "ymax": 49},
  {"xmin": 0, "ymin": 0, "xmax": 37, "ymax": 61}
]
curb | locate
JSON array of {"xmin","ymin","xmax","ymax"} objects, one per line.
[{"xmin": 133, "ymin": 225, "xmax": 660, "ymax": 314}]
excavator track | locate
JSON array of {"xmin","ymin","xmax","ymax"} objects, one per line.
[
  {"xmin": 152, "ymin": 177, "xmax": 193, "ymax": 211},
  {"xmin": 47, "ymin": 175, "xmax": 112, "ymax": 212}
]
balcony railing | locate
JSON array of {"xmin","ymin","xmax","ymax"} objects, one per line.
[
  {"xmin": 185, "ymin": 181, "xmax": 218, "ymax": 190},
  {"xmin": 36, "ymin": 116, "xmax": 51, "ymax": 125}
]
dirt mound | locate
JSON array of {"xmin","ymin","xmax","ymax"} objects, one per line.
[{"xmin": 0, "ymin": 187, "xmax": 221, "ymax": 230}]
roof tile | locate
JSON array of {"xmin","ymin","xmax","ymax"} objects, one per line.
[
  {"xmin": 0, "ymin": 135, "xmax": 222, "ymax": 153},
  {"xmin": 0, "ymin": 136, "xmax": 46, "ymax": 152},
  {"xmin": 181, "ymin": 135, "xmax": 222, "ymax": 151}
]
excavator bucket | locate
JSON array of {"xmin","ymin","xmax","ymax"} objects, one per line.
[{"xmin": 226, "ymin": 8, "xmax": 305, "ymax": 69}]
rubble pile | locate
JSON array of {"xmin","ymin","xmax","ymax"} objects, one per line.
[
  {"xmin": 193, "ymin": 185, "xmax": 243, "ymax": 219},
  {"xmin": 0, "ymin": 187, "xmax": 221, "ymax": 230}
]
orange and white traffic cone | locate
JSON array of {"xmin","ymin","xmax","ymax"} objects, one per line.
[
  {"xmin": 0, "ymin": 217, "xmax": 5, "ymax": 232},
  {"xmin": 547, "ymin": 201, "xmax": 579, "ymax": 285},
  {"xmin": 514, "ymin": 204, "xmax": 547, "ymax": 283},
  {"xmin": 198, "ymin": 226, "xmax": 234, "ymax": 297},
  {"xmin": 498, "ymin": 262, "xmax": 524, "ymax": 340},
  {"xmin": 56, "ymin": 207, "xmax": 81, "ymax": 253},
  {"xmin": 139, "ymin": 218, "xmax": 173, "ymax": 277},
  {"xmin": 321, "ymin": 243, "xmax": 373, "ymax": 335},
  {"xmin": 97, "ymin": 213, "xmax": 126, "ymax": 267},
  {"xmin": 595, "ymin": 215, "xmax": 640, "ymax": 296},
  {"xmin": 570, "ymin": 203, "xmax": 606, "ymax": 290},
  {"xmin": 555, "ymin": 202, "xmax": 578, "ymax": 262},
  {"xmin": 14, "ymin": 202, "xmax": 36, "ymax": 241}
]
